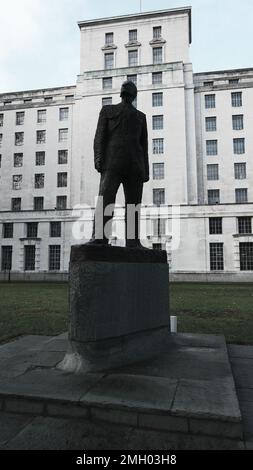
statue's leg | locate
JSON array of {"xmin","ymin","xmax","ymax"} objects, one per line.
[{"xmin": 123, "ymin": 174, "xmax": 143, "ymax": 247}]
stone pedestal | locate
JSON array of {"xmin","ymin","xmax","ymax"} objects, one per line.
[{"xmin": 59, "ymin": 244, "xmax": 170, "ymax": 374}]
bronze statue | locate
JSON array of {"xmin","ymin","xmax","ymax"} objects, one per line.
[{"xmin": 90, "ymin": 80, "xmax": 149, "ymax": 248}]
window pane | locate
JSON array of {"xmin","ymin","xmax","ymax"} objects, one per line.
[
  {"xmin": 36, "ymin": 152, "xmax": 45, "ymax": 166},
  {"xmin": 56, "ymin": 196, "xmax": 67, "ymax": 210},
  {"xmin": 209, "ymin": 218, "xmax": 222, "ymax": 235},
  {"xmin": 37, "ymin": 110, "xmax": 46, "ymax": 123},
  {"xmin": 152, "ymin": 115, "xmax": 163, "ymax": 130},
  {"xmin": 208, "ymin": 189, "xmax": 220, "ymax": 204},
  {"xmin": 103, "ymin": 77, "xmax": 112, "ymax": 90},
  {"xmin": 238, "ymin": 217, "xmax": 252, "ymax": 235},
  {"xmin": 235, "ymin": 188, "xmax": 248, "ymax": 203},
  {"xmin": 206, "ymin": 140, "xmax": 218, "ymax": 155},
  {"xmin": 0, "ymin": 114, "xmax": 3, "ymax": 126},
  {"xmin": 153, "ymin": 163, "xmax": 164, "ymax": 180},
  {"xmin": 153, "ymin": 26, "xmax": 162, "ymax": 39},
  {"xmin": 3, "ymin": 223, "xmax": 14, "ymax": 239},
  {"xmin": 210, "ymin": 243, "xmax": 224, "ymax": 271},
  {"xmin": 152, "ymin": 72, "xmax": 162, "ymax": 84},
  {"xmin": 234, "ymin": 163, "xmax": 246, "ymax": 180},
  {"xmin": 27, "ymin": 222, "xmax": 38, "ymax": 238},
  {"xmin": 14, "ymin": 153, "xmax": 23, "ymax": 167},
  {"xmin": 59, "ymin": 129, "xmax": 68, "ymax": 142},
  {"xmin": 127, "ymin": 74, "xmax": 137, "ymax": 85},
  {"xmin": 104, "ymin": 52, "xmax": 114, "ymax": 69},
  {"xmin": 128, "ymin": 50, "xmax": 138, "ymax": 67},
  {"xmin": 49, "ymin": 245, "xmax": 61, "ymax": 271},
  {"xmin": 36, "ymin": 130, "xmax": 46, "ymax": 144},
  {"xmin": 105, "ymin": 32, "xmax": 114, "ymax": 45},
  {"xmin": 232, "ymin": 115, "xmax": 243, "ymax": 130},
  {"xmin": 152, "ymin": 138, "xmax": 164, "ymax": 154},
  {"xmin": 129, "ymin": 29, "xmax": 137, "ymax": 41},
  {"xmin": 233, "ymin": 138, "xmax": 245, "ymax": 154},
  {"xmin": 205, "ymin": 94, "xmax": 216, "ymax": 109},
  {"xmin": 152, "ymin": 92, "xmax": 163, "ymax": 107},
  {"xmin": 11, "ymin": 198, "xmax": 21, "ymax": 211},
  {"xmin": 153, "ymin": 189, "xmax": 165, "ymax": 205},
  {"xmin": 207, "ymin": 164, "xmax": 219, "ymax": 180},
  {"xmin": 57, "ymin": 172, "xmax": 68, "ymax": 187},
  {"xmin": 58, "ymin": 150, "xmax": 68, "ymax": 164},
  {"xmin": 240, "ymin": 243, "xmax": 253, "ymax": 271},
  {"xmin": 16, "ymin": 112, "xmax": 24, "ymax": 126},
  {"xmin": 34, "ymin": 197, "xmax": 44, "ymax": 210},
  {"xmin": 35, "ymin": 174, "xmax": 45, "ymax": 189},
  {"xmin": 153, "ymin": 47, "xmax": 162, "ymax": 64},
  {"xmin": 59, "ymin": 108, "xmax": 69, "ymax": 121},
  {"xmin": 205, "ymin": 117, "xmax": 217, "ymax": 132},
  {"xmin": 1, "ymin": 246, "xmax": 12, "ymax": 271},
  {"xmin": 231, "ymin": 92, "xmax": 242, "ymax": 107},
  {"xmin": 24, "ymin": 246, "xmax": 35, "ymax": 271},
  {"xmin": 50, "ymin": 222, "xmax": 61, "ymax": 238},
  {"xmin": 12, "ymin": 175, "xmax": 22, "ymax": 190},
  {"xmin": 15, "ymin": 132, "xmax": 24, "ymax": 146},
  {"xmin": 102, "ymin": 97, "xmax": 112, "ymax": 106}
]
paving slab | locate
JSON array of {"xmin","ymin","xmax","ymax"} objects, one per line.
[{"xmin": 0, "ymin": 412, "xmax": 32, "ymax": 446}]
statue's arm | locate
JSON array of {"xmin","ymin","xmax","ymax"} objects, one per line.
[
  {"xmin": 94, "ymin": 107, "xmax": 107, "ymax": 172},
  {"xmin": 141, "ymin": 114, "xmax": 149, "ymax": 182}
]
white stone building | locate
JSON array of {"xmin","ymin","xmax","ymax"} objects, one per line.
[{"xmin": 0, "ymin": 6, "xmax": 252, "ymax": 281}]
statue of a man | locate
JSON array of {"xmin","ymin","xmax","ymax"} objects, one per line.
[{"xmin": 90, "ymin": 80, "xmax": 149, "ymax": 248}]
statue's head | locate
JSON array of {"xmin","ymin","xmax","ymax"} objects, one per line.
[{"xmin": 120, "ymin": 80, "xmax": 137, "ymax": 103}]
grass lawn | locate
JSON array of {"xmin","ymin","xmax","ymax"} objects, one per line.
[{"xmin": 0, "ymin": 282, "xmax": 252, "ymax": 345}]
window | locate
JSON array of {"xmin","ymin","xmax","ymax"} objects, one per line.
[
  {"xmin": 4, "ymin": 100, "xmax": 12, "ymax": 105},
  {"xmin": 153, "ymin": 243, "xmax": 163, "ymax": 250},
  {"xmin": 234, "ymin": 163, "xmax": 246, "ymax": 180},
  {"xmin": 153, "ymin": 47, "xmax": 163, "ymax": 64},
  {"xmin": 205, "ymin": 94, "xmax": 216, "ymax": 109},
  {"xmin": 1, "ymin": 246, "xmax": 12, "ymax": 271},
  {"xmin": 58, "ymin": 150, "xmax": 68, "ymax": 164},
  {"xmin": 232, "ymin": 115, "xmax": 243, "ymax": 130},
  {"xmin": 153, "ymin": 219, "xmax": 166, "ymax": 236},
  {"xmin": 210, "ymin": 243, "xmax": 224, "ymax": 271},
  {"xmin": 238, "ymin": 217, "xmax": 252, "ymax": 235},
  {"xmin": 14, "ymin": 153, "xmax": 23, "ymax": 167},
  {"xmin": 152, "ymin": 72, "xmax": 162, "ymax": 85},
  {"xmin": 15, "ymin": 132, "xmax": 24, "ymax": 146},
  {"xmin": 208, "ymin": 189, "xmax": 220, "ymax": 204},
  {"xmin": 37, "ymin": 109, "xmax": 46, "ymax": 123},
  {"xmin": 36, "ymin": 130, "xmax": 46, "ymax": 144},
  {"xmin": 24, "ymin": 98, "xmax": 32, "ymax": 103},
  {"xmin": 153, "ymin": 26, "xmax": 162, "ymax": 39},
  {"xmin": 233, "ymin": 138, "xmax": 245, "ymax": 154},
  {"xmin": 153, "ymin": 189, "xmax": 165, "ymax": 206},
  {"xmin": 34, "ymin": 197, "xmax": 44, "ymax": 211},
  {"xmin": 36, "ymin": 151, "xmax": 45, "ymax": 166},
  {"xmin": 65, "ymin": 95, "xmax": 74, "ymax": 101},
  {"xmin": 3, "ymin": 223, "xmax": 13, "ymax": 239},
  {"xmin": 104, "ymin": 52, "xmax": 114, "ymax": 69},
  {"xmin": 229, "ymin": 79, "xmax": 239, "ymax": 85},
  {"xmin": 24, "ymin": 245, "xmax": 35, "ymax": 271},
  {"xmin": 102, "ymin": 77, "xmax": 112, "ymax": 90},
  {"xmin": 152, "ymin": 92, "xmax": 163, "ymax": 107},
  {"xmin": 235, "ymin": 188, "xmax": 248, "ymax": 204},
  {"xmin": 209, "ymin": 218, "xmax": 222, "ymax": 235},
  {"xmin": 127, "ymin": 74, "xmax": 137, "ymax": 85},
  {"xmin": 231, "ymin": 92, "xmax": 242, "ymax": 107},
  {"xmin": 16, "ymin": 112, "xmax": 24, "ymax": 126},
  {"xmin": 35, "ymin": 173, "xmax": 45, "ymax": 189},
  {"xmin": 11, "ymin": 198, "xmax": 21, "ymax": 211},
  {"xmin": 240, "ymin": 243, "xmax": 253, "ymax": 271},
  {"xmin": 105, "ymin": 32, "xmax": 114, "ymax": 45},
  {"xmin": 0, "ymin": 134, "xmax": 2, "ymax": 147},
  {"xmin": 58, "ymin": 128, "xmax": 68, "ymax": 142},
  {"xmin": 59, "ymin": 107, "xmax": 69, "ymax": 121},
  {"xmin": 27, "ymin": 222, "xmax": 38, "ymax": 238},
  {"xmin": 57, "ymin": 172, "xmax": 67, "ymax": 188},
  {"xmin": 44, "ymin": 96, "xmax": 53, "ymax": 102},
  {"xmin": 153, "ymin": 163, "xmax": 164, "ymax": 180},
  {"xmin": 207, "ymin": 164, "xmax": 219, "ymax": 180},
  {"xmin": 49, "ymin": 245, "xmax": 61, "ymax": 271},
  {"xmin": 128, "ymin": 50, "xmax": 138, "ymax": 67},
  {"xmin": 12, "ymin": 175, "xmax": 22, "ymax": 190},
  {"xmin": 129, "ymin": 29, "xmax": 137, "ymax": 41},
  {"xmin": 0, "ymin": 154, "xmax": 1, "ymax": 167},
  {"xmin": 153, "ymin": 138, "xmax": 164, "ymax": 154},
  {"xmin": 206, "ymin": 140, "xmax": 218, "ymax": 155},
  {"xmin": 50, "ymin": 222, "xmax": 61, "ymax": 238},
  {"xmin": 0, "ymin": 113, "xmax": 3, "ymax": 126},
  {"xmin": 203, "ymin": 81, "xmax": 214, "ymax": 87},
  {"xmin": 56, "ymin": 196, "xmax": 67, "ymax": 210},
  {"xmin": 153, "ymin": 115, "xmax": 163, "ymax": 130},
  {"xmin": 102, "ymin": 97, "xmax": 112, "ymax": 106},
  {"xmin": 206, "ymin": 117, "xmax": 217, "ymax": 132}
]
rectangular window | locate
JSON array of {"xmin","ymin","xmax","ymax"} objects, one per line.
[
  {"xmin": 58, "ymin": 128, "xmax": 68, "ymax": 142},
  {"xmin": 153, "ymin": 115, "xmax": 163, "ymax": 130},
  {"xmin": 152, "ymin": 72, "xmax": 162, "ymax": 85},
  {"xmin": 153, "ymin": 163, "xmax": 164, "ymax": 180},
  {"xmin": 206, "ymin": 140, "xmax": 218, "ymax": 155},
  {"xmin": 208, "ymin": 189, "xmax": 220, "ymax": 204},
  {"xmin": 153, "ymin": 26, "xmax": 162, "ymax": 39},
  {"xmin": 127, "ymin": 74, "xmax": 137, "ymax": 85},
  {"xmin": 153, "ymin": 138, "xmax": 164, "ymax": 154},
  {"xmin": 15, "ymin": 132, "xmax": 24, "ymax": 146},
  {"xmin": 129, "ymin": 29, "xmax": 137, "ymax": 41},
  {"xmin": 65, "ymin": 95, "xmax": 74, "ymax": 101},
  {"xmin": 240, "ymin": 243, "xmax": 253, "ymax": 271},
  {"xmin": 238, "ymin": 217, "xmax": 252, "ymax": 235},
  {"xmin": 1, "ymin": 246, "xmax": 12, "ymax": 271},
  {"xmin": 36, "ymin": 151, "xmax": 45, "ymax": 166},
  {"xmin": 203, "ymin": 81, "xmax": 214, "ymax": 87},
  {"xmin": 37, "ymin": 109, "xmax": 46, "ymax": 123},
  {"xmin": 12, "ymin": 175, "xmax": 22, "ymax": 190},
  {"xmin": 153, "ymin": 219, "xmax": 166, "ymax": 236},
  {"xmin": 153, "ymin": 47, "xmax": 163, "ymax": 64},
  {"xmin": 24, "ymin": 98, "xmax": 32, "ymax": 103},
  {"xmin": 16, "ymin": 111, "xmax": 24, "ymax": 126},
  {"xmin": 50, "ymin": 222, "xmax": 61, "ymax": 238},
  {"xmin": 11, "ymin": 198, "xmax": 21, "ymax": 211},
  {"xmin": 14, "ymin": 153, "xmax": 23, "ymax": 167},
  {"xmin": 233, "ymin": 138, "xmax": 245, "ymax": 154},
  {"xmin": 0, "ymin": 154, "xmax": 1, "ymax": 167},
  {"xmin": 105, "ymin": 32, "xmax": 114, "ymax": 45},
  {"xmin": 234, "ymin": 162, "xmax": 246, "ymax": 180},
  {"xmin": 35, "ymin": 173, "xmax": 45, "ymax": 189},
  {"xmin": 27, "ymin": 222, "xmax": 38, "ymax": 238},
  {"xmin": 153, "ymin": 189, "xmax": 165, "ymax": 206},
  {"xmin": 231, "ymin": 92, "xmax": 242, "ymax": 107},
  {"xmin": 209, "ymin": 218, "xmax": 222, "ymax": 235},
  {"xmin": 229, "ymin": 79, "xmax": 239, "ymax": 85},
  {"xmin": 36, "ymin": 130, "xmax": 46, "ymax": 144},
  {"xmin": 235, "ymin": 188, "xmax": 248, "ymax": 203},
  {"xmin": 102, "ymin": 77, "xmax": 112, "ymax": 90},
  {"xmin": 152, "ymin": 92, "xmax": 163, "ymax": 107},
  {"xmin": 34, "ymin": 197, "xmax": 44, "ymax": 211},
  {"xmin": 232, "ymin": 114, "xmax": 244, "ymax": 130},
  {"xmin": 59, "ymin": 107, "xmax": 69, "ymax": 121},
  {"xmin": 128, "ymin": 50, "xmax": 138, "ymax": 67},
  {"xmin": 102, "ymin": 97, "xmax": 112, "ymax": 106},
  {"xmin": 0, "ymin": 113, "xmax": 3, "ymax": 126},
  {"xmin": 0, "ymin": 134, "xmax": 2, "ymax": 146},
  {"xmin": 58, "ymin": 150, "xmax": 68, "ymax": 164},
  {"xmin": 24, "ymin": 245, "xmax": 35, "ymax": 271},
  {"xmin": 56, "ymin": 196, "xmax": 67, "ymax": 210},
  {"xmin": 44, "ymin": 96, "xmax": 53, "ymax": 102},
  {"xmin": 3, "ymin": 223, "xmax": 14, "ymax": 239},
  {"xmin": 104, "ymin": 52, "xmax": 114, "ymax": 69},
  {"xmin": 153, "ymin": 243, "xmax": 163, "ymax": 250},
  {"xmin": 57, "ymin": 172, "xmax": 67, "ymax": 188},
  {"xmin": 210, "ymin": 243, "xmax": 224, "ymax": 271},
  {"xmin": 49, "ymin": 245, "xmax": 61, "ymax": 271},
  {"xmin": 207, "ymin": 164, "xmax": 219, "ymax": 180},
  {"xmin": 205, "ymin": 117, "xmax": 217, "ymax": 132},
  {"xmin": 205, "ymin": 94, "xmax": 216, "ymax": 109}
]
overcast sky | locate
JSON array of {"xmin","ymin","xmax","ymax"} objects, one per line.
[{"xmin": 0, "ymin": 0, "xmax": 252, "ymax": 93}]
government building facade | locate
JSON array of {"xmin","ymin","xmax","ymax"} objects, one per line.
[{"xmin": 0, "ymin": 6, "xmax": 253, "ymax": 281}]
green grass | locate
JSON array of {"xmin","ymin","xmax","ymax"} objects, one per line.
[{"xmin": 0, "ymin": 282, "xmax": 252, "ymax": 345}]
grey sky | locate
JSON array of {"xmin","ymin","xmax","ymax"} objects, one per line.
[{"xmin": 0, "ymin": 0, "xmax": 252, "ymax": 93}]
